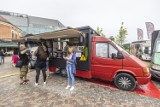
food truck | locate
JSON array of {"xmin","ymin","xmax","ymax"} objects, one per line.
[
  {"xmin": 150, "ymin": 30, "xmax": 160, "ymax": 80},
  {"xmin": 23, "ymin": 26, "xmax": 151, "ymax": 91},
  {"xmin": 130, "ymin": 40, "xmax": 151, "ymax": 61}
]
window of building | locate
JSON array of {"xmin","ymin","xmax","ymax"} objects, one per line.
[
  {"xmin": 15, "ymin": 33, "xmax": 17, "ymax": 39},
  {"xmin": 12, "ymin": 31, "xmax": 14, "ymax": 39}
]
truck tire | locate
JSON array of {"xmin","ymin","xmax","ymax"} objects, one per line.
[{"xmin": 114, "ymin": 73, "xmax": 136, "ymax": 91}]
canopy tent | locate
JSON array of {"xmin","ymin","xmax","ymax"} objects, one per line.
[{"xmin": 23, "ymin": 28, "xmax": 83, "ymax": 40}]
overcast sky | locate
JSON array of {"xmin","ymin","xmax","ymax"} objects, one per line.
[{"xmin": 0, "ymin": 0, "xmax": 159, "ymax": 42}]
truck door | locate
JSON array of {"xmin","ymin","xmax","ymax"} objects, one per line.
[{"xmin": 91, "ymin": 42, "xmax": 122, "ymax": 81}]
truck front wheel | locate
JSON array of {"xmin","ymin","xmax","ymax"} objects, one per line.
[{"xmin": 114, "ymin": 73, "xmax": 136, "ymax": 91}]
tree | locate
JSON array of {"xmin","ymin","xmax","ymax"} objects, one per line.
[
  {"xmin": 109, "ymin": 36, "xmax": 116, "ymax": 42},
  {"xmin": 116, "ymin": 22, "xmax": 128, "ymax": 46},
  {"xmin": 96, "ymin": 27, "xmax": 105, "ymax": 36}
]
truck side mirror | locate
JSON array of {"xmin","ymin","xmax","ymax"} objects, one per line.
[
  {"xmin": 112, "ymin": 53, "xmax": 124, "ymax": 59},
  {"xmin": 111, "ymin": 53, "xmax": 117, "ymax": 59},
  {"xmin": 117, "ymin": 53, "xmax": 124, "ymax": 59}
]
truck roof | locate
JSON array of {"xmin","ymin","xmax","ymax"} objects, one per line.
[{"xmin": 92, "ymin": 36, "xmax": 111, "ymax": 42}]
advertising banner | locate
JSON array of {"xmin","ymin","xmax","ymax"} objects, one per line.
[
  {"xmin": 145, "ymin": 22, "xmax": 155, "ymax": 39},
  {"xmin": 137, "ymin": 28, "xmax": 143, "ymax": 40}
]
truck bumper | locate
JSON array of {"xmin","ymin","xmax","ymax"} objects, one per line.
[
  {"xmin": 136, "ymin": 74, "xmax": 151, "ymax": 84},
  {"xmin": 150, "ymin": 68, "xmax": 160, "ymax": 81}
]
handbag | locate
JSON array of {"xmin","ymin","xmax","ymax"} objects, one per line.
[{"xmin": 16, "ymin": 60, "xmax": 23, "ymax": 67}]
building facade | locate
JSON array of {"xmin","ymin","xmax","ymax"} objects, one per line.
[
  {"xmin": 0, "ymin": 10, "xmax": 65, "ymax": 54},
  {"xmin": 0, "ymin": 16, "xmax": 22, "ymax": 53},
  {"xmin": 0, "ymin": 16, "xmax": 22, "ymax": 41},
  {"xmin": 0, "ymin": 10, "xmax": 65, "ymax": 36}
]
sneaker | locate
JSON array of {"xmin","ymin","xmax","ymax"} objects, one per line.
[
  {"xmin": 35, "ymin": 83, "xmax": 38, "ymax": 86},
  {"xmin": 44, "ymin": 82, "xmax": 46, "ymax": 85},
  {"xmin": 70, "ymin": 86, "xmax": 74, "ymax": 91},
  {"xmin": 65, "ymin": 85, "xmax": 70, "ymax": 89}
]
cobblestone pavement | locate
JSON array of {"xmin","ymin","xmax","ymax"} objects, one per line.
[{"xmin": 0, "ymin": 57, "xmax": 160, "ymax": 107}]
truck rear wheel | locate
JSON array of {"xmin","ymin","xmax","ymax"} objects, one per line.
[{"xmin": 114, "ymin": 73, "xmax": 136, "ymax": 91}]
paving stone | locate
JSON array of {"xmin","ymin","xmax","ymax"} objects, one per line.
[{"xmin": 0, "ymin": 57, "xmax": 160, "ymax": 107}]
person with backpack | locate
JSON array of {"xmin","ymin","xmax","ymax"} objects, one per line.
[{"xmin": 34, "ymin": 43, "xmax": 48, "ymax": 86}]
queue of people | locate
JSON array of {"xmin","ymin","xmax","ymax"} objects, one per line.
[{"xmin": 17, "ymin": 43, "xmax": 76, "ymax": 91}]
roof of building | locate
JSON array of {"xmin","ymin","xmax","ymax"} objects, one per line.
[
  {"xmin": 0, "ymin": 16, "xmax": 11, "ymax": 24},
  {"xmin": 0, "ymin": 10, "xmax": 65, "ymax": 28},
  {"xmin": 0, "ymin": 15, "xmax": 22, "ymax": 32}
]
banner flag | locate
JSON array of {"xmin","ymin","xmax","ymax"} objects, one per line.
[
  {"xmin": 137, "ymin": 28, "xmax": 143, "ymax": 40},
  {"xmin": 145, "ymin": 22, "xmax": 155, "ymax": 39}
]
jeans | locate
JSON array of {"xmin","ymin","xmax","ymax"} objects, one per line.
[
  {"xmin": 35, "ymin": 67, "xmax": 46, "ymax": 83},
  {"xmin": 46, "ymin": 60, "xmax": 49, "ymax": 70},
  {"xmin": 66, "ymin": 64, "xmax": 75, "ymax": 86},
  {"xmin": 0, "ymin": 56, "xmax": 2, "ymax": 64},
  {"xmin": 1, "ymin": 56, "xmax": 4, "ymax": 64}
]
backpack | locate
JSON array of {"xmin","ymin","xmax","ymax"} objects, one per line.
[{"xmin": 37, "ymin": 46, "xmax": 48, "ymax": 60}]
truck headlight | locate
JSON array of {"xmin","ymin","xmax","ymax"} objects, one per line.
[{"xmin": 143, "ymin": 67, "xmax": 149, "ymax": 74}]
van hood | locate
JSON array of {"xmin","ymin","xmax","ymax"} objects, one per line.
[{"xmin": 129, "ymin": 55, "xmax": 147, "ymax": 68}]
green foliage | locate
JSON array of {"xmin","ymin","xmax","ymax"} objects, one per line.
[
  {"xmin": 122, "ymin": 43, "xmax": 130, "ymax": 53},
  {"xmin": 96, "ymin": 27, "xmax": 105, "ymax": 36},
  {"xmin": 116, "ymin": 22, "xmax": 128, "ymax": 46},
  {"xmin": 109, "ymin": 36, "xmax": 116, "ymax": 42}
]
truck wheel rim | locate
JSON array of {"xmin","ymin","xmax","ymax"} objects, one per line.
[{"xmin": 118, "ymin": 77, "xmax": 132, "ymax": 89}]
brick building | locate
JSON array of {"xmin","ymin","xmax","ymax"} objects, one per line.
[
  {"xmin": 0, "ymin": 16, "xmax": 22, "ymax": 53},
  {"xmin": 0, "ymin": 16, "xmax": 22, "ymax": 41}
]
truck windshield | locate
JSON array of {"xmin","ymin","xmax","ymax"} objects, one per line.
[
  {"xmin": 112, "ymin": 42, "xmax": 130, "ymax": 55},
  {"xmin": 153, "ymin": 40, "xmax": 160, "ymax": 65}
]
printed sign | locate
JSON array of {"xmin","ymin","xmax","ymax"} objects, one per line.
[{"xmin": 80, "ymin": 55, "xmax": 86, "ymax": 61}]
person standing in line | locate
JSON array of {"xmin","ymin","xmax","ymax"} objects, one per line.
[
  {"xmin": 46, "ymin": 45, "xmax": 50, "ymax": 78},
  {"xmin": 12, "ymin": 50, "xmax": 20, "ymax": 67},
  {"xmin": 34, "ymin": 43, "xmax": 48, "ymax": 86},
  {"xmin": 0, "ymin": 49, "xmax": 5, "ymax": 64},
  {"xmin": 19, "ymin": 45, "xmax": 30, "ymax": 85},
  {"xmin": 0, "ymin": 49, "xmax": 2, "ymax": 64},
  {"xmin": 63, "ymin": 47, "xmax": 76, "ymax": 91}
]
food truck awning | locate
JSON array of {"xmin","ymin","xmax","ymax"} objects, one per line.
[{"xmin": 23, "ymin": 28, "xmax": 83, "ymax": 40}]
